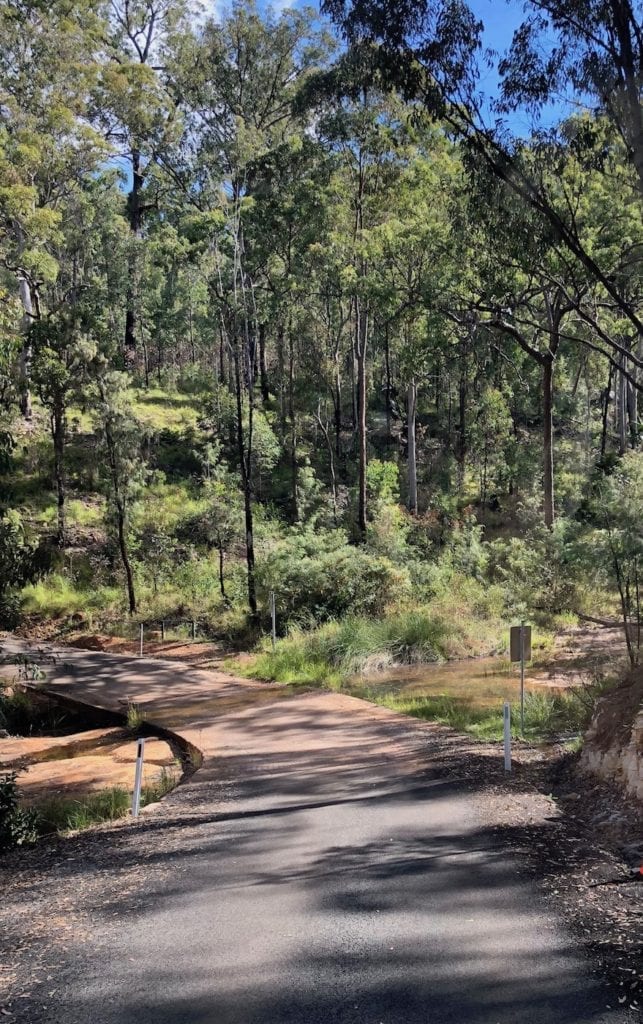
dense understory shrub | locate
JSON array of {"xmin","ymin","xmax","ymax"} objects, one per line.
[
  {"xmin": 0, "ymin": 772, "xmax": 39, "ymax": 849},
  {"xmin": 256, "ymin": 527, "xmax": 411, "ymax": 625}
]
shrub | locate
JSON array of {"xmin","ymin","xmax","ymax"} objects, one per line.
[
  {"xmin": 487, "ymin": 517, "xmax": 579, "ymax": 617},
  {"xmin": 0, "ymin": 771, "xmax": 39, "ymax": 849},
  {"xmin": 256, "ymin": 527, "xmax": 411, "ymax": 625}
]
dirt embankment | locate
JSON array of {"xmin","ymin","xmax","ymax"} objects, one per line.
[{"xmin": 582, "ymin": 669, "xmax": 643, "ymax": 802}]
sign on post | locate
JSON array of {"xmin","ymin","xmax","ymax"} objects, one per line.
[
  {"xmin": 510, "ymin": 623, "xmax": 532, "ymax": 735},
  {"xmin": 131, "ymin": 737, "xmax": 146, "ymax": 818},
  {"xmin": 510, "ymin": 624, "xmax": 532, "ymax": 662}
]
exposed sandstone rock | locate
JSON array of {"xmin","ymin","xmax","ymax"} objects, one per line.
[{"xmin": 581, "ymin": 670, "xmax": 643, "ymax": 801}]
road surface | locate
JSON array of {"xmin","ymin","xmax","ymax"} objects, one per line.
[{"xmin": 0, "ymin": 638, "xmax": 634, "ymax": 1024}]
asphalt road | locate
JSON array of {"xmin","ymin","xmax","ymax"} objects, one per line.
[{"xmin": 1, "ymin": 639, "xmax": 635, "ymax": 1024}]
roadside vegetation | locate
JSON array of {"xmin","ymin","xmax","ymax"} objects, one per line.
[
  {"xmin": 0, "ymin": 0, "xmax": 642, "ymax": 764},
  {"xmin": 0, "ymin": 767, "xmax": 180, "ymax": 849},
  {"xmin": 354, "ymin": 679, "xmax": 618, "ymax": 744}
]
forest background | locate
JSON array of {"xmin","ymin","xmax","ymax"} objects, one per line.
[{"xmin": 1, "ymin": 0, "xmax": 642, "ymax": 707}]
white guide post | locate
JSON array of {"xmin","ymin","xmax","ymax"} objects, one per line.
[
  {"xmin": 520, "ymin": 620, "xmax": 525, "ymax": 735},
  {"xmin": 503, "ymin": 702, "xmax": 512, "ymax": 773},
  {"xmin": 131, "ymin": 737, "xmax": 146, "ymax": 818}
]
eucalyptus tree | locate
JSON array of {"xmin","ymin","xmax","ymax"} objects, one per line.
[
  {"xmin": 367, "ymin": 132, "xmax": 466, "ymax": 511},
  {"xmin": 322, "ymin": 0, "xmax": 643, "ymax": 382},
  {"xmin": 303, "ymin": 61, "xmax": 413, "ymax": 536},
  {"xmin": 0, "ymin": 0, "xmax": 108, "ymax": 417},
  {"xmin": 168, "ymin": 0, "xmax": 330, "ymax": 612},
  {"xmin": 94, "ymin": 372, "xmax": 147, "ymax": 614},
  {"xmin": 29, "ymin": 175, "xmax": 129, "ymax": 546},
  {"xmin": 96, "ymin": 0, "xmax": 189, "ymax": 363}
]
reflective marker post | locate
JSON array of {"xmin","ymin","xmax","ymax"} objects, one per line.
[
  {"xmin": 503, "ymin": 702, "xmax": 512, "ymax": 773},
  {"xmin": 520, "ymin": 620, "xmax": 525, "ymax": 734},
  {"xmin": 139, "ymin": 622, "xmax": 144, "ymax": 658},
  {"xmin": 131, "ymin": 737, "xmax": 146, "ymax": 817}
]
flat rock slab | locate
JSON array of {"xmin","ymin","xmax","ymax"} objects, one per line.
[
  {"xmin": 17, "ymin": 737, "xmax": 175, "ymax": 800},
  {"xmin": 0, "ymin": 728, "xmax": 124, "ymax": 767}
]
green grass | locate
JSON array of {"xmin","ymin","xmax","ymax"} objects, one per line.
[
  {"xmin": 21, "ymin": 574, "xmax": 122, "ymax": 618},
  {"xmin": 244, "ymin": 605, "xmax": 505, "ymax": 688},
  {"xmin": 130, "ymin": 387, "xmax": 201, "ymax": 431},
  {"xmin": 33, "ymin": 767, "xmax": 180, "ymax": 835},
  {"xmin": 126, "ymin": 702, "xmax": 144, "ymax": 731},
  {"xmin": 353, "ymin": 681, "xmax": 614, "ymax": 742},
  {"xmin": 36, "ymin": 787, "xmax": 132, "ymax": 832}
]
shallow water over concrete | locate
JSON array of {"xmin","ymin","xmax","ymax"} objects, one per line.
[{"xmin": 348, "ymin": 656, "xmax": 565, "ymax": 708}]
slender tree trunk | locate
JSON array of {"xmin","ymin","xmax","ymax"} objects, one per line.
[
  {"xmin": 51, "ymin": 402, "xmax": 66, "ymax": 547},
  {"xmin": 618, "ymin": 351, "xmax": 628, "ymax": 455},
  {"xmin": 232, "ymin": 332, "xmax": 257, "ymax": 617},
  {"xmin": 142, "ymin": 337, "xmax": 149, "ymax": 389},
  {"xmin": 543, "ymin": 355, "xmax": 555, "ymax": 529},
  {"xmin": 99, "ymin": 380, "xmax": 137, "ymax": 614},
  {"xmin": 333, "ymin": 354, "xmax": 342, "ymax": 459},
  {"xmin": 316, "ymin": 403, "xmax": 338, "ymax": 525},
  {"xmin": 116, "ymin": 497, "xmax": 136, "ymax": 615},
  {"xmin": 407, "ymin": 379, "xmax": 418, "ymax": 514},
  {"xmin": 288, "ymin": 325, "xmax": 298, "ymax": 523},
  {"xmin": 384, "ymin": 324, "xmax": 392, "ymax": 441},
  {"xmin": 457, "ymin": 345, "xmax": 467, "ymax": 491},
  {"xmin": 258, "ymin": 323, "xmax": 269, "ymax": 406},
  {"xmin": 356, "ymin": 300, "xmax": 368, "ymax": 538},
  {"xmin": 626, "ymin": 351, "xmax": 638, "ymax": 448},
  {"xmin": 124, "ymin": 148, "xmax": 143, "ymax": 363},
  {"xmin": 600, "ymin": 362, "xmax": 613, "ymax": 459},
  {"xmin": 218, "ymin": 543, "xmax": 226, "ymax": 600},
  {"xmin": 18, "ymin": 276, "xmax": 34, "ymax": 419},
  {"xmin": 277, "ymin": 323, "xmax": 286, "ymax": 438}
]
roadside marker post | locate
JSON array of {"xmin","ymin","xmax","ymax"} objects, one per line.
[
  {"xmin": 139, "ymin": 622, "xmax": 144, "ymax": 658},
  {"xmin": 269, "ymin": 591, "xmax": 276, "ymax": 651},
  {"xmin": 503, "ymin": 702, "xmax": 512, "ymax": 772},
  {"xmin": 520, "ymin": 621, "xmax": 525, "ymax": 734},
  {"xmin": 131, "ymin": 737, "xmax": 146, "ymax": 818},
  {"xmin": 191, "ymin": 618, "xmax": 196, "ymax": 640}
]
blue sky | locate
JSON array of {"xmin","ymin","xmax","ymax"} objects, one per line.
[{"xmin": 204, "ymin": 0, "xmax": 576, "ymax": 131}]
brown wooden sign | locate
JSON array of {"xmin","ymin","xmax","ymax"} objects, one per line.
[{"xmin": 510, "ymin": 624, "xmax": 532, "ymax": 663}]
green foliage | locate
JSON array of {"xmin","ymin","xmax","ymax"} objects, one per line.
[
  {"xmin": 125, "ymin": 701, "xmax": 144, "ymax": 731},
  {"xmin": 256, "ymin": 526, "xmax": 411, "ymax": 625},
  {"xmin": 0, "ymin": 771, "xmax": 39, "ymax": 849},
  {"xmin": 34, "ymin": 770, "xmax": 179, "ymax": 835},
  {"xmin": 488, "ymin": 513, "xmax": 580, "ymax": 617},
  {"xmin": 0, "ymin": 509, "xmax": 37, "ymax": 626},
  {"xmin": 36, "ymin": 787, "xmax": 132, "ymax": 834},
  {"xmin": 0, "ymin": 685, "xmax": 35, "ymax": 734}
]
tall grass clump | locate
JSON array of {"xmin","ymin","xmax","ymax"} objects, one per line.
[
  {"xmin": 33, "ymin": 768, "xmax": 180, "ymax": 836},
  {"xmin": 249, "ymin": 608, "xmax": 460, "ymax": 687},
  {"xmin": 36, "ymin": 787, "xmax": 132, "ymax": 833}
]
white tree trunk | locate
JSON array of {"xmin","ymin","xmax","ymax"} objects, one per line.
[
  {"xmin": 407, "ymin": 379, "xmax": 417, "ymax": 515},
  {"xmin": 18, "ymin": 275, "xmax": 34, "ymax": 419}
]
